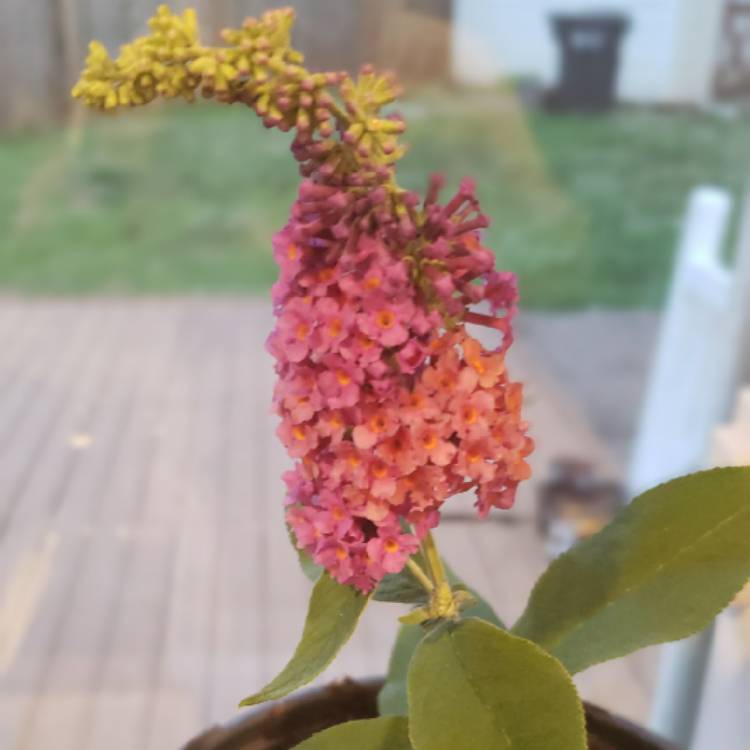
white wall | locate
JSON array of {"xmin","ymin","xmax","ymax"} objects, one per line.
[
  {"xmin": 452, "ymin": 0, "xmax": 723, "ymax": 104},
  {"xmin": 668, "ymin": 0, "xmax": 725, "ymax": 103}
]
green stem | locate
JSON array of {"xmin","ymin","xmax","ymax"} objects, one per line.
[
  {"xmin": 423, "ymin": 532, "xmax": 448, "ymax": 588},
  {"xmin": 422, "ymin": 532, "xmax": 460, "ymax": 620},
  {"xmin": 406, "ymin": 558, "xmax": 435, "ymax": 593}
]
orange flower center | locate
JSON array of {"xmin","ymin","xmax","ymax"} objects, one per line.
[
  {"xmin": 292, "ymin": 426, "xmax": 305, "ymax": 441},
  {"xmin": 384, "ymin": 539, "xmax": 400, "ymax": 554},
  {"xmin": 318, "ymin": 268, "xmax": 335, "ymax": 283},
  {"xmin": 372, "ymin": 463, "xmax": 388, "ymax": 479},
  {"xmin": 287, "ymin": 244, "xmax": 298, "ymax": 260},
  {"xmin": 332, "ymin": 507, "xmax": 345, "ymax": 521},
  {"xmin": 328, "ymin": 318, "xmax": 342, "ymax": 337},
  {"xmin": 336, "ymin": 370, "xmax": 351, "ymax": 386},
  {"xmin": 422, "ymin": 432, "xmax": 437, "ymax": 451},
  {"xmin": 376, "ymin": 310, "xmax": 395, "ymax": 329},
  {"xmin": 365, "ymin": 275, "xmax": 381, "ymax": 290},
  {"xmin": 467, "ymin": 450, "xmax": 482, "ymax": 464},
  {"xmin": 371, "ymin": 415, "xmax": 387, "ymax": 432},
  {"xmin": 347, "ymin": 454, "xmax": 361, "ymax": 467},
  {"xmin": 295, "ymin": 323, "xmax": 309, "ymax": 340},
  {"xmin": 470, "ymin": 357, "xmax": 485, "ymax": 375},
  {"xmin": 335, "ymin": 546, "xmax": 348, "ymax": 560},
  {"xmin": 464, "ymin": 407, "xmax": 478, "ymax": 424}
]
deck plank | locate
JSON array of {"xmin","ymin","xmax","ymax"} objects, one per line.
[
  {"xmin": 0, "ymin": 303, "xmax": 134, "ymax": 748},
  {"xmin": 202, "ymin": 304, "xmax": 266, "ymax": 723},
  {"xmin": 0, "ymin": 298, "xmax": 654, "ymax": 749},
  {"xmin": 8, "ymin": 303, "xmax": 171, "ymax": 750},
  {"xmin": 144, "ymin": 303, "xmax": 233, "ymax": 749},
  {"xmin": 80, "ymin": 303, "xmax": 184, "ymax": 750}
]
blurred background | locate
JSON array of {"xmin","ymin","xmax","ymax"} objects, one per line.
[{"xmin": 0, "ymin": 1, "xmax": 749, "ymax": 749}]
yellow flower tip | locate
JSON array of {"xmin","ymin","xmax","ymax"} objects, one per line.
[
  {"xmin": 183, "ymin": 7, "xmax": 197, "ymax": 34},
  {"xmin": 71, "ymin": 4, "xmax": 408, "ymax": 175},
  {"xmin": 88, "ymin": 40, "xmax": 107, "ymax": 56}
]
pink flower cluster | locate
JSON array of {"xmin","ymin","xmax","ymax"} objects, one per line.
[{"xmin": 270, "ymin": 176, "xmax": 533, "ymax": 592}]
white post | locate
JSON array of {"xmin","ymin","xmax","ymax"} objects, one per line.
[
  {"xmin": 629, "ymin": 186, "xmax": 733, "ymax": 498},
  {"xmin": 732, "ymin": 191, "xmax": 750, "ymax": 387},
  {"xmin": 689, "ymin": 388, "xmax": 750, "ymax": 749},
  {"xmin": 646, "ymin": 189, "xmax": 750, "ymax": 746},
  {"xmin": 629, "ymin": 187, "xmax": 743, "ymax": 747},
  {"xmin": 650, "ymin": 627, "xmax": 716, "ymax": 746}
]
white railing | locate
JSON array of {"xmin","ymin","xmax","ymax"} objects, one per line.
[{"xmin": 631, "ymin": 186, "xmax": 750, "ymax": 748}]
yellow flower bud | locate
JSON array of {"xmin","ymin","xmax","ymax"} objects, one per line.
[{"xmin": 72, "ymin": 4, "xmax": 407, "ymax": 187}]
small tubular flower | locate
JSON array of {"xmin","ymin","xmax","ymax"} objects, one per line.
[{"xmin": 273, "ymin": 178, "xmax": 532, "ymax": 592}]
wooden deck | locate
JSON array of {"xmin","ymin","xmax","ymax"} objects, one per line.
[{"xmin": 0, "ymin": 297, "xmax": 655, "ymax": 749}]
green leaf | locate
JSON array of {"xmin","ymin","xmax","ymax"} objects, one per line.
[
  {"xmin": 448, "ymin": 581, "xmax": 504, "ymax": 629},
  {"xmin": 379, "ymin": 569, "xmax": 505, "ymax": 717},
  {"xmin": 293, "ymin": 717, "xmax": 412, "ymax": 750},
  {"xmin": 399, "ymin": 607, "xmax": 432, "ymax": 626},
  {"xmin": 239, "ymin": 572, "xmax": 368, "ymax": 707},
  {"xmin": 513, "ymin": 467, "xmax": 750, "ymax": 674},
  {"xmin": 287, "ymin": 524, "xmax": 323, "ymax": 582},
  {"xmin": 373, "ymin": 565, "xmax": 429, "ymax": 604},
  {"xmin": 408, "ymin": 618, "xmax": 586, "ymax": 750},
  {"xmin": 378, "ymin": 623, "xmax": 426, "ymax": 716},
  {"xmin": 373, "ymin": 553, "xmax": 506, "ymax": 615},
  {"xmin": 296, "ymin": 547, "xmax": 323, "ymax": 583},
  {"xmin": 373, "ymin": 545, "xmax": 433, "ymax": 604}
]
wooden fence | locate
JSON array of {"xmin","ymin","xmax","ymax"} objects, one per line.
[{"xmin": 0, "ymin": 0, "xmax": 452, "ymax": 131}]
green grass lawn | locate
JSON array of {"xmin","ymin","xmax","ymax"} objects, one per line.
[{"xmin": 1, "ymin": 91, "xmax": 748, "ymax": 308}]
